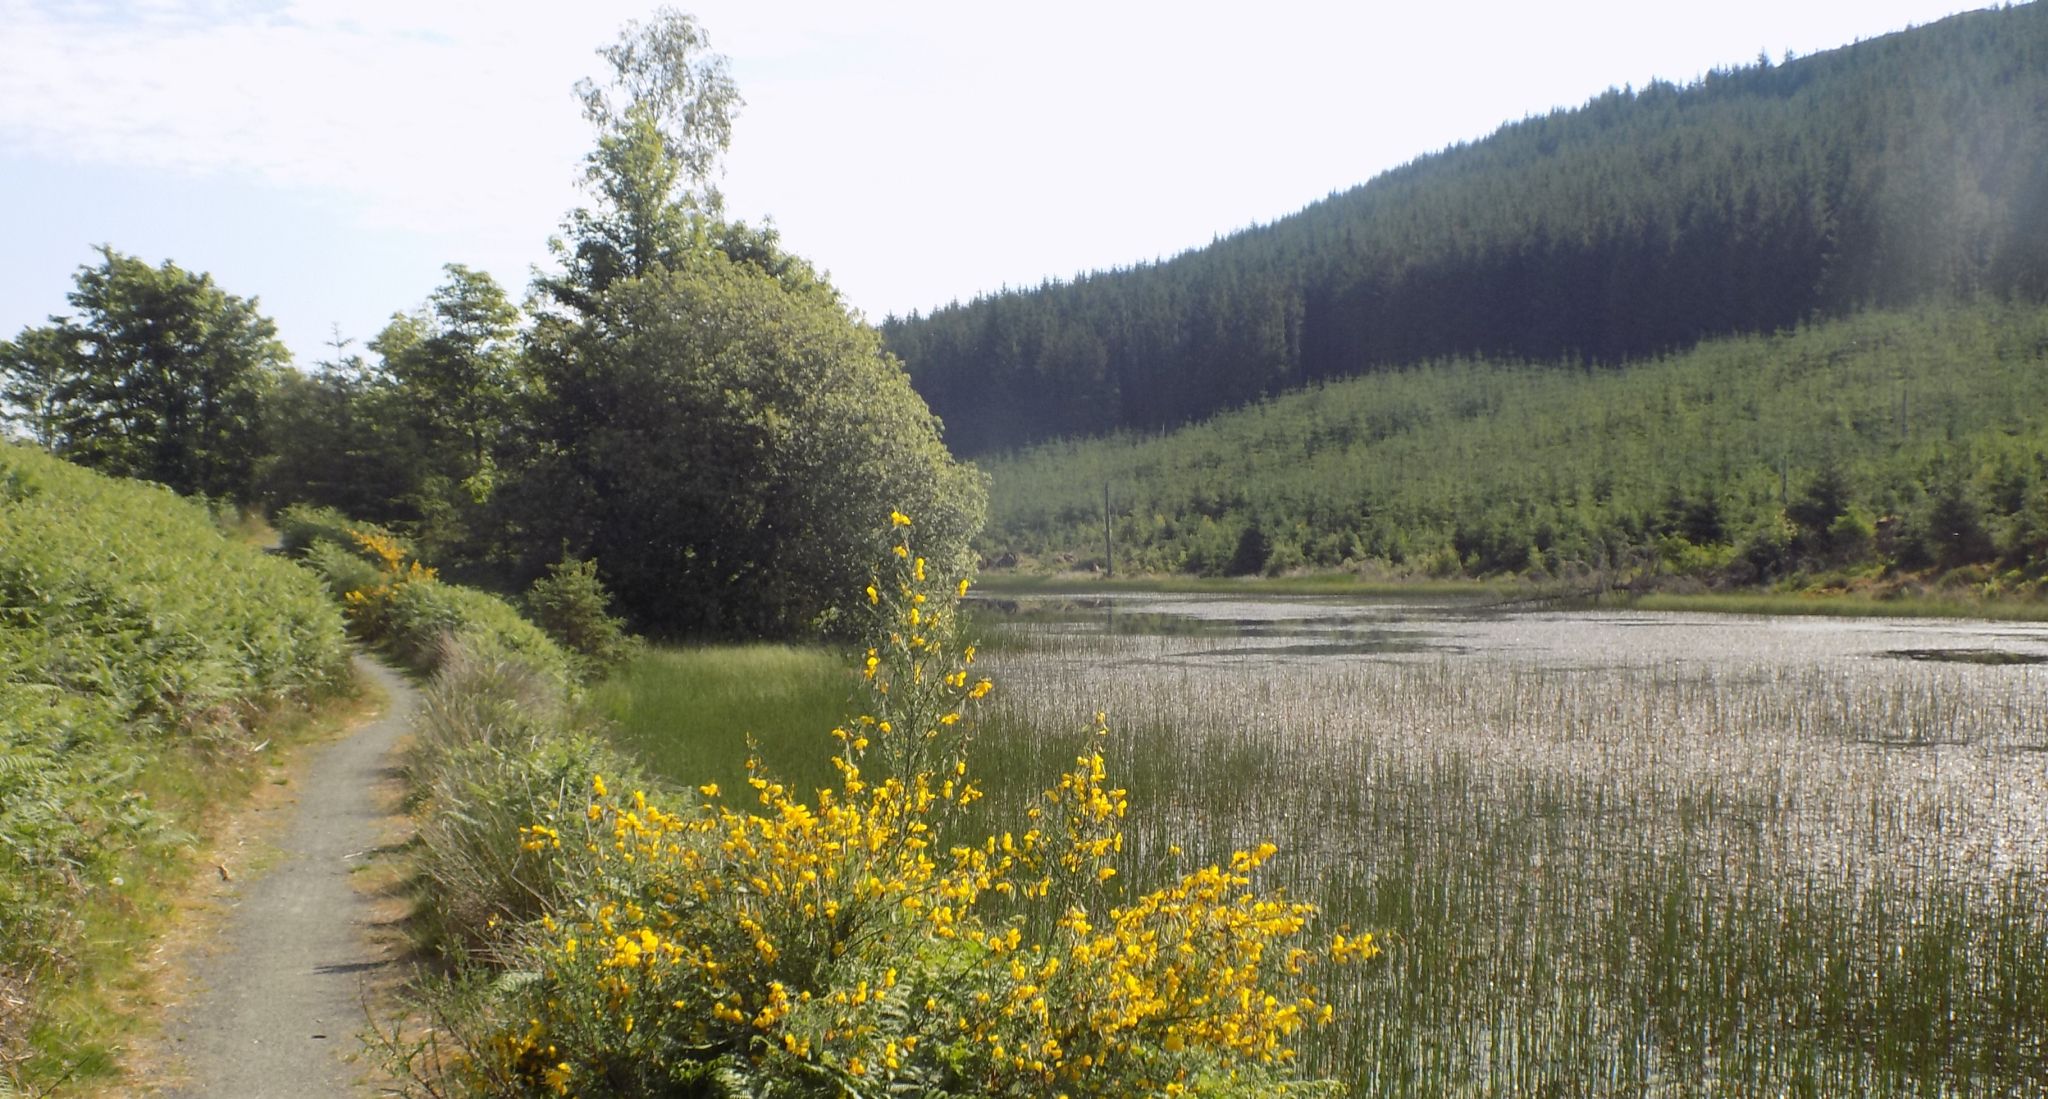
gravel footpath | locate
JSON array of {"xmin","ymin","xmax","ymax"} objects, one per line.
[{"xmin": 154, "ymin": 656, "xmax": 415, "ymax": 1099}]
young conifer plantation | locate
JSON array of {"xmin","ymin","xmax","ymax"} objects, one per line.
[{"xmin": 4, "ymin": 4, "xmax": 2048, "ymax": 1098}]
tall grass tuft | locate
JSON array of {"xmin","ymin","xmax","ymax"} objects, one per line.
[{"xmin": 406, "ymin": 642, "xmax": 641, "ymax": 965}]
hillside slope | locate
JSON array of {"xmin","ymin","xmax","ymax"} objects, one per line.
[
  {"xmin": 887, "ymin": 4, "xmax": 2048, "ymax": 456},
  {"xmin": 979, "ymin": 303, "xmax": 2048, "ymax": 586}
]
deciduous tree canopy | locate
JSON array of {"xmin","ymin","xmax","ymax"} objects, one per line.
[
  {"xmin": 1, "ymin": 246, "xmax": 287, "ymax": 501},
  {"xmin": 256, "ymin": 6, "xmax": 985, "ymax": 638}
]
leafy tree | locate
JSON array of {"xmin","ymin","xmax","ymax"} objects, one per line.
[
  {"xmin": 518, "ymin": 10, "xmax": 983, "ymax": 638},
  {"xmin": 265, "ymin": 270, "xmax": 538, "ymax": 575},
  {"xmin": 575, "ymin": 6, "xmax": 737, "ymax": 192},
  {"xmin": 541, "ymin": 7, "xmax": 740, "ymax": 313},
  {"xmin": 258, "ymin": 331, "xmax": 423, "ymax": 523},
  {"xmin": 376, "ymin": 264, "xmax": 527, "ymax": 502},
  {"xmin": 0, "ymin": 326, "xmax": 76, "ymax": 447},
  {"xmin": 0, "ymin": 247, "xmax": 286, "ymax": 500},
  {"xmin": 528, "ymin": 251, "xmax": 984, "ymax": 636}
]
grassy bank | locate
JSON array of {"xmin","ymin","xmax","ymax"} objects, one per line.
[
  {"xmin": 1613, "ymin": 588, "xmax": 2048, "ymax": 620},
  {"xmin": 0, "ymin": 442, "xmax": 352, "ymax": 1089},
  {"xmin": 586, "ymin": 644, "xmax": 852, "ymax": 809},
  {"xmin": 974, "ymin": 570, "xmax": 1516, "ymax": 600}
]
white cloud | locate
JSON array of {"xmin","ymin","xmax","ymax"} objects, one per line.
[{"xmin": 0, "ymin": 0, "xmax": 639, "ymax": 238}]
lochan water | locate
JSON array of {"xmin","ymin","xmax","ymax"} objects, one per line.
[{"xmin": 965, "ymin": 594, "xmax": 2048, "ymax": 1097}]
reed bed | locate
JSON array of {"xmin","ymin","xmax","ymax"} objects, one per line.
[{"xmin": 956, "ymin": 600, "xmax": 2048, "ymax": 1097}]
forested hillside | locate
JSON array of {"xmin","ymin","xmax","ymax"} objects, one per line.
[
  {"xmin": 885, "ymin": 4, "xmax": 2048, "ymax": 456},
  {"xmin": 980, "ymin": 303, "xmax": 2048, "ymax": 585}
]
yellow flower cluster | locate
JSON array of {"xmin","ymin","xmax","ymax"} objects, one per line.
[
  {"xmin": 339, "ymin": 528, "xmax": 435, "ymax": 633},
  {"xmin": 476, "ymin": 512, "xmax": 1374, "ymax": 1098}
]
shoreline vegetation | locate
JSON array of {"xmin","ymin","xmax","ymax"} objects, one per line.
[{"xmin": 972, "ymin": 569, "xmax": 2048, "ymax": 622}]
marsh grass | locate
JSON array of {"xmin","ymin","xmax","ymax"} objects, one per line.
[
  {"xmin": 588, "ymin": 644, "xmax": 856, "ymax": 811},
  {"xmin": 601, "ymin": 603, "xmax": 2048, "ymax": 1097},
  {"xmin": 963, "ymin": 609, "xmax": 2048, "ymax": 1097}
]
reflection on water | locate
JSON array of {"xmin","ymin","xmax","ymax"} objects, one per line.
[{"xmin": 1883, "ymin": 647, "xmax": 2048, "ymax": 665}]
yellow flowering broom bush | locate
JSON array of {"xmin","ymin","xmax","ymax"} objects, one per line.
[
  {"xmin": 321, "ymin": 527, "xmax": 575, "ymax": 688},
  {"xmin": 428, "ymin": 512, "xmax": 1374, "ymax": 1099}
]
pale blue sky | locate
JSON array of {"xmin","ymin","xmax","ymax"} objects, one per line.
[{"xmin": 0, "ymin": 0, "xmax": 1995, "ymax": 366}]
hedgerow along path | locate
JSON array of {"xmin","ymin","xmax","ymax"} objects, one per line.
[{"xmin": 149, "ymin": 657, "xmax": 416, "ymax": 1098}]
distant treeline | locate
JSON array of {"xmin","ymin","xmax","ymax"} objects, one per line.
[{"xmin": 885, "ymin": 4, "xmax": 2048, "ymax": 456}]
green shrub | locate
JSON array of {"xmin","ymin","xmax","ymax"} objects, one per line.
[
  {"xmin": 302, "ymin": 538, "xmax": 383, "ymax": 602},
  {"xmin": 386, "ymin": 580, "xmax": 572, "ymax": 687},
  {"xmin": 525, "ymin": 557, "xmax": 632, "ymax": 671},
  {"xmin": 275, "ymin": 502, "xmax": 391, "ymax": 558},
  {"xmin": 1656, "ymin": 534, "xmax": 1738, "ymax": 576}
]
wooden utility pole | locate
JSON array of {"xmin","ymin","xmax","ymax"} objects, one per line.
[{"xmin": 1103, "ymin": 482, "xmax": 1114, "ymax": 578}]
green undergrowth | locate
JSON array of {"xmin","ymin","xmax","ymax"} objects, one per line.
[
  {"xmin": 281, "ymin": 507, "xmax": 575, "ymax": 690},
  {"xmin": 0, "ymin": 442, "xmax": 351, "ymax": 1091}
]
